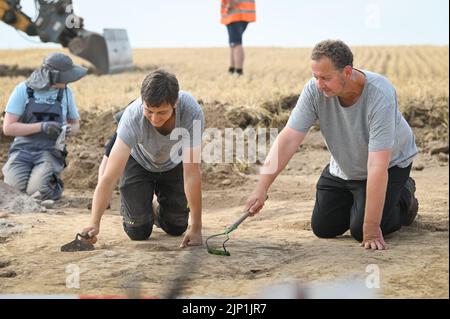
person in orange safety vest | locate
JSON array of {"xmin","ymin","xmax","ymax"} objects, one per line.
[{"xmin": 221, "ymin": 0, "xmax": 256, "ymax": 76}]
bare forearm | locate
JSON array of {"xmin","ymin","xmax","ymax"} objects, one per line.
[
  {"xmin": 3, "ymin": 122, "xmax": 41, "ymax": 137},
  {"xmin": 184, "ymin": 169, "xmax": 202, "ymax": 231},
  {"xmin": 364, "ymin": 168, "xmax": 389, "ymax": 225},
  {"xmin": 90, "ymin": 177, "xmax": 116, "ymax": 226},
  {"xmin": 98, "ymin": 156, "xmax": 108, "ymax": 184}
]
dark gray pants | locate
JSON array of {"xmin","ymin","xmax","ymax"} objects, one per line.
[
  {"xmin": 119, "ymin": 157, "xmax": 189, "ymax": 241},
  {"xmin": 2, "ymin": 149, "xmax": 65, "ymax": 200},
  {"xmin": 311, "ymin": 164, "xmax": 413, "ymax": 242}
]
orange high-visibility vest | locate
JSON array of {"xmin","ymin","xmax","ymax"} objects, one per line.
[{"xmin": 221, "ymin": 0, "xmax": 256, "ymax": 25}]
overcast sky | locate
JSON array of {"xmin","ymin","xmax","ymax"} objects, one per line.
[{"xmin": 0, "ymin": 0, "xmax": 448, "ymax": 49}]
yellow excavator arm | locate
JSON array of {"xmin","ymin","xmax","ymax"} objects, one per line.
[
  {"xmin": 0, "ymin": 0, "xmax": 133, "ymax": 74},
  {"xmin": 0, "ymin": 0, "xmax": 36, "ymax": 35}
]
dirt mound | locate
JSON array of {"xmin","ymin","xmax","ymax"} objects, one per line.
[
  {"xmin": 402, "ymin": 95, "xmax": 449, "ymax": 150},
  {"xmin": 225, "ymin": 94, "xmax": 449, "ymax": 149},
  {"xmin": 0, "ymin": 65, "xmax": 34, "ymax": 78},
  {"xmin": 84, "ymin": 64, "xmax": 160, "ymax": 76},
  {"xmin": 0, "ymin": 182, "xmax": 43, "ymax": 213},
  {"xmin": 260, "ymin": 94, "xmax": 299, "ymax": 113},
  {"xmin": 1, "ymin": 94, "xmax": 448, "ymax": 191},
  {"xmin": 226, "ymin": 105, "xmax": 272, "ymax": 129},
  {"xmin": 200, "ymin": 101, "xmax": 233, "ymax": 130},
  {"xmin": 226, "ymin": 95, "xmax": 316, "ymax": 131},
  {"xmin": 402, "ymin": 95, "xmax": 448, "ymax": 129},
  {"xmin": 62, "ymin": 109, "xmax": 120, "ymax": 189},
  {"xmin": 0, "ymin": 63, "xmax": 159, "ymax": 79},
  {"xmin": 64, "ymin": 106, "xmax": 251, "ymax": 190},
  {"xmin": 61, "ymin": 107, "xmax": 237, "ymax": 190},
  {"xmin": 0, "ymin": 217, "xmax": 24, "ymax": 242},
  {"xmin": 0, "ymin": 130, "xmax": 13, "ymax": 181},
  {"xmin": 260, "ymin": 95, "xmax": 302, "ymax": 130}
]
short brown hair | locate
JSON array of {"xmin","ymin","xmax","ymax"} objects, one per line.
[
  {"xmin": 141, "ymin": 69, "xmax": 180, "ymax": 107},
  {"xmin": 311, "ymin": 40, "xmax": 354, "ymax": 70}
]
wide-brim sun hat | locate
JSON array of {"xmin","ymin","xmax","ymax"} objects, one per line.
[
  {"xmin": 44, "ymin": 52, "xmax": 88, "ymax": 84},
  {"xmin": 26, "ymin": 52, "xmax": 88, "ymax": 90}
]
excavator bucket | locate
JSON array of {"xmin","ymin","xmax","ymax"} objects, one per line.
[
  {"xmin": 68, "ymin": 29, "xmax": 133, "ymax": 74},
  {"xmin": 103, "ymin": 29, "xmax": 134, "ymax": 74}
]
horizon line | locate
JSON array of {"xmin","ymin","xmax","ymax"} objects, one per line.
[{"xmin": 0, "ymin": 44, "xmax": 448, "ymax": 51}]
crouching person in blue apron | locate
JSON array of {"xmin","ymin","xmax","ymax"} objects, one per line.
[{"xmin": 2, "ymin": 53, "xmax": 87, "ymax": 201}]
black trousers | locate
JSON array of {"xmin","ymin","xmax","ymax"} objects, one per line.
[
  {"xmin": 311, "ymin": 164, "xmax": 412, "ymax": 242},
  {"xmin": 119, "ymin": 157, "xmax": 189, "ymax": 241}
]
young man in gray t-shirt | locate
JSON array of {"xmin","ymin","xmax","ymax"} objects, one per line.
[
  {"xmin": 246, "ymin": 40, "xmax": 419, "ymax": 250},
  {"xmin": 82, "ymin": 70, "xmax": 205, "ymax": 248}
]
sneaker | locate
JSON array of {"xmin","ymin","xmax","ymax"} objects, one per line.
[{"xmin": 401, "ymin": 177, "xmax": 419, "ymax": 226}]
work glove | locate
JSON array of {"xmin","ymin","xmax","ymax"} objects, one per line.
[
  {"xmin": 65, "ymin": 125, "xmax": 72, "ymax": 136},
  {"xmin": 41, "ymin": 121, "xmax": 63, "ymax": 138}
]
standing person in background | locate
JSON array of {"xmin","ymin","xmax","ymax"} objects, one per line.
[{"xmin": 221, "ymin": 0, "xmax": 256, "ymax": 76}]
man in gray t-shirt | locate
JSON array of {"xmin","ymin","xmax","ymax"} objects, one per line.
[
  {"xmin": 246, "ymin": 40, "xmax": 419, "ymax": 250},
  {"xmin": 81, "ymin": 70, "xmax": 205, "ymax": 249}
]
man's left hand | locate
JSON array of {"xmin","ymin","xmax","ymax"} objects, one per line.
[
  {"xmin": 362, "ymin": 222, "xmax": 388, "ymax": 250},
  {"xmin": 180, "ymin": 228, "xmax": 203, "ymax": 248}
]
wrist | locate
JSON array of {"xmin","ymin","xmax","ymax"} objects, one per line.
[
  {"xmin": 255, "ymin": 180, "xmax": 269, "ymax": 193},
  {"xmin": 363, "ymin": 220, "xmax": 379, "ymax": 226},
  {"xmin": 363, "ymin": 221, "xmax": 380, "ymax": 235},
  {"xmin": 190, "ymin": 222, "xmax": 202, "ymax": 232},
  {"xmin": 90, "ymin": 219, "xmax": 101, "ymax": 228},
  {"xmin": 363, "ymin": 218, "xmax": 381, "ymax": 228}
]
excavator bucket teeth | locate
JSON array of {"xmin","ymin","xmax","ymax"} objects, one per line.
[{"xmin": 68, "ymin": 29, "xmax": 133, "ymax": 74}]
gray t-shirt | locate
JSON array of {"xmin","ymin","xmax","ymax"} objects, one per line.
[
  {"xmin": 287, "ymin": 70, "xmax": 418, "ymax": 180},
  {"xmin": 117, "ymin": 92, "xmax": 205, "ymax": 173}
]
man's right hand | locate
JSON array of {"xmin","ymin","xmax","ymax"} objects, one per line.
[
  {"xmin": 41, "ymin": 122, "xmax": 63, "ymax": 138},
  {"xmin": 245, "ymin": 188, "xmax": 268, "ymax": 216},
  {"xmin": 81, "ymin": 225, "xmax": 100, "ymax": 244}
]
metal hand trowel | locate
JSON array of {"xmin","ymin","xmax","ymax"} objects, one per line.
[{"xmin": 61, "ymin": 233, "xmax": 95, "ymax": 252}]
